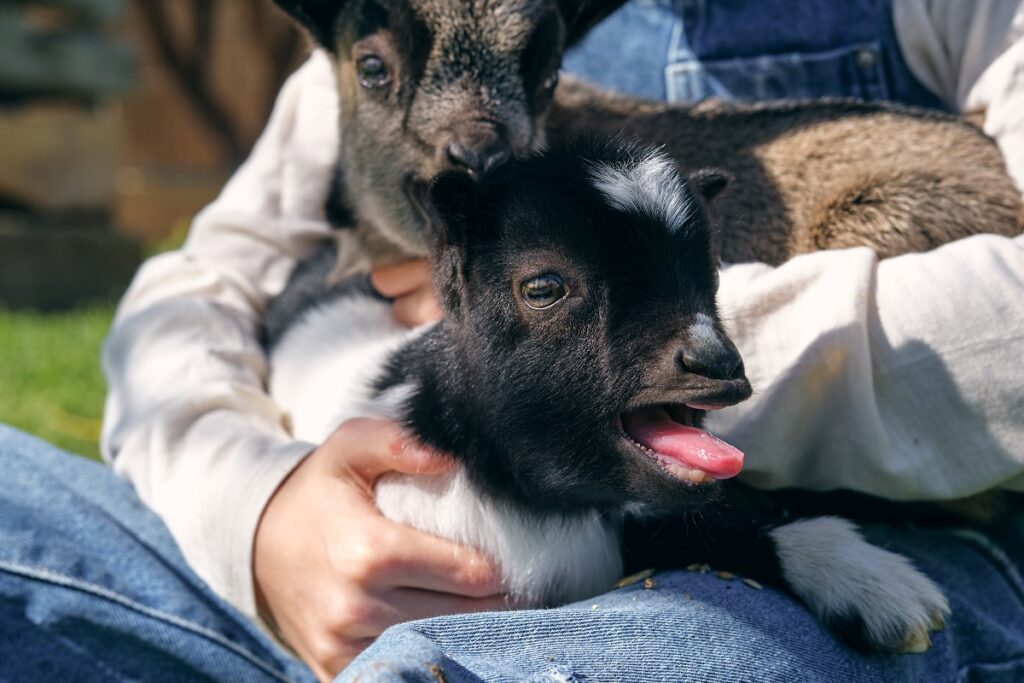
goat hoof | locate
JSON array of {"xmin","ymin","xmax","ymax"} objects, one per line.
[{"xmin": 897, "ymin": 627, "xmax": 932, "ymax": 654}]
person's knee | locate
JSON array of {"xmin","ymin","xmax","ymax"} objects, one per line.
[{"xmin": 338, "ymin": 572, "xmax": 900, "ymax": 683}]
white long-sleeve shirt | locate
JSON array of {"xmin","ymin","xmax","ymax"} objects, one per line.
[{"xmin": 102, "ymin": 2, "xmax": 1024, "ymax": 619}]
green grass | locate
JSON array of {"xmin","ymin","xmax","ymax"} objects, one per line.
[
  {"xmin": 0, "ymin": 223, "xmax": 188, "ymax": 460},
  {"xmin": 0, "ymin": 305, "xmax": 116, "ymax": 460}
]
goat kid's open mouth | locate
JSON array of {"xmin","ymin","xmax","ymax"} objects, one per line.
[{"xmin": 618, "ymin": 405, "xmax": 745, "ymax": 485}]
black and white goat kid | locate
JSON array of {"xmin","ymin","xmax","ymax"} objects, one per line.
[{"xmin": 263, "ymin": 139, "xmax": 949, "ymax": 654}]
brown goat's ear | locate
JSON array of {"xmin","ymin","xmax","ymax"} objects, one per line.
[
  {"xmin": 690, "ymin": 169, "xmax": 732, "ymax": 203},
  {"xmin": 273, "ymin": 0, "xmax": 348, "ymax": 49},
  {"xmin": 559, "ymin": 1, "xmax": 629, "ymax": 46}
]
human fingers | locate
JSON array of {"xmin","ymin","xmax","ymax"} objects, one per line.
[
  {"xmin": 303, "ymin": 587, "xmax": 506, "ymax": 676},
  {"xmin": 317, "ymin": 417, "xmax": 453, "ymax": 482},
  {"xmin": 384, "ymin": 587, "xmax": 509, "ymax": 622},
  {"xmin": 391, "ymin": 285, "xmax": 444, "ymax": 327},
  {"xmin": 370, "ymin": 259, "xmax": 430, "ymax": 298},
  {"xmin": 339, "ymin": 588, "xmax": 508, "ymax": 641},
  {"xmin": 298, "ymin": 633, "xmax": 375, "ymax": 683},
  {"xmin": 347, "ymin": 517, "xmax": 503, "ymax": 598}
]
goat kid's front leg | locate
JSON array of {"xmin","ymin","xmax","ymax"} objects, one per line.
[
  {"xmin": 768, "ymin": 516, "xmax": 949, "ymax": 653},
  {"xmin": 624, "ymin": 511, "xmax": 949, "ymax": 654}
]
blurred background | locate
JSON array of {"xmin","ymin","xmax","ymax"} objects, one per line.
[{"xmin": 0, "ymin": 0, "xmax": 307, "ymax": 458}]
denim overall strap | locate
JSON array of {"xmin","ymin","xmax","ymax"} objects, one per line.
[{"xmin": 565, "ymin": 0, "xmax": 948, "ymax": 109}]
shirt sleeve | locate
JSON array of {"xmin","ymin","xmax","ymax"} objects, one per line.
[
  {"xmin": 707, "ymin": 233, "xmax": 1024, "ymax": 500},
  {"xmin": 101, "ymin": 50, "xmax": 339, "ymax": 618},
  {"xmin": 894, "ymin": 0, "xmax": 1024, "ymax": 192}
]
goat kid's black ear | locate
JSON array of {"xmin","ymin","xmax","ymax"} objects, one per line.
[
  {"xmin": 273, "ymin": 0, "xmax": 346, "ymax": 49},
  {"xmin": 427, "ymin": 171, "xmax": 480, "ymax": 246},
  {"xmin": 690, "ymin": 169, "xmax": 732, "ymax": 203},
  {"xmin": 427, "ymin": 171, "xmax": 479, "ymax": 316},
  {"xmin": 558, "ymin": 0, "xmax": 630, "ymax": 46}
]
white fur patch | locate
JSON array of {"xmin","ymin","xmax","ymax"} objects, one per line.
[
  {"xmin": 771, "ymin": 517, "xmax": 949, "ymax": 651},
  {"xmin": 687, "ymin": 313, "xmax": 719, "ymax": 348},
  {"xmin": 269, "ymin": 292, "xmax": 623, "ymax": 607},
  {"xmin": 589, "ymin": 151, "xmax": 694, "ymax": 233},
  {"xmin": 377, "ymin": 469, "xmax": 623, "ymax": 607},
  {"xmin": 269, "ymin": 295, "xmax": 430, "ymax": 442}
]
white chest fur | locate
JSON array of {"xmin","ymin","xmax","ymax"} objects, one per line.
[{"xmin": 269, "ymin": 295, "xmax": 624, "ymax": 606}]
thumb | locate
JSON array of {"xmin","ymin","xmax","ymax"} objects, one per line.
[{"xmin": 320, "ymin": 417, "xmax": 454, "ymax": 483}]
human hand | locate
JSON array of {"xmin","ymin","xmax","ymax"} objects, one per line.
[
  {"xmin": 254, "ymin": 418, "xmax": 504, "ymax": 680},
  {"xmin": 371, "ymin": 260, "xmax": 443, "ymax": 327}
]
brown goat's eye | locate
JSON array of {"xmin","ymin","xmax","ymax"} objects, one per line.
[
  {"xmin": 521, "ymin": 274, "xmax": 567, "ymax": 309},
  {"xmin": 356, "ymin": 55, "xmax": 390, "ymax": 88}
]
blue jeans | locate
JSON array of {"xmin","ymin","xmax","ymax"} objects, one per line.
[
  {"xmin": 4, "ymin": 426, "xmax": 1024, "ymax": 681},
  {"xmin": 0, "ymin": 425, "xmax": 313, "ymax": 683}
]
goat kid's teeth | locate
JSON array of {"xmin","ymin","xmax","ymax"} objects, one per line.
[
  {"xmin": 626, "ymin": 435, "xmax": 709, "ymax": 483},
  {"xmin": 664, "ymin": 461, "xmax": 708, "ymax": 484}
]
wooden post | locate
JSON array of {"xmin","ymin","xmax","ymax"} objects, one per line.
[{"xmin": 0, "ymin": 0, "xmax": 139, "ymax": 310}]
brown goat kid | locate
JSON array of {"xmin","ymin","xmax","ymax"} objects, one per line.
[{"xmin": 274, "ymin": 0, "xmax": 1022, "ymax": 270}]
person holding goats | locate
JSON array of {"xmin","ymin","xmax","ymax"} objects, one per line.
[{"xmin": 1, "ymin": 1, "xmax": 1023, "ymax": 681}]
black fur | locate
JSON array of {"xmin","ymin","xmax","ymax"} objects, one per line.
[
  {"xmin": 325, "ymin": 165, "xmax": 356, "ymax": 229},
  {"xmin": 274, "ymin": 0, "xmax": 347, "ymax": 48},
  {"xmin": 621, "ymin": 486, "xmax": 785, "ymax": 584},
  {"xmin": 369, "ymin": 137, "xmax": 751, "ymax": 512},
  {"xmin": 266, "ymin": 136, "xmax": 750, "ymax": 513}
]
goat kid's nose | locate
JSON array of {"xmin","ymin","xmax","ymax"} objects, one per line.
[
  {"xmin": 443, "ymin": 127, "xmax": 511, "ymax": 178},
  {"xmin": 677, "ymin": 338, "xmax": 743, "ymax": 381}
]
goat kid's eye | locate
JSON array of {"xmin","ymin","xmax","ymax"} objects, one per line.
[
  {"xmin": 521, "ymin": 274, "xmax": 568, "ymax": 309},
  {"xmin": 356, "ymin": 55, "xmax": 390, "ymax": 88}
]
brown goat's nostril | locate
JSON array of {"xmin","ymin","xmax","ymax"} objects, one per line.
[
  {"xmin": 447, "ymin": 141, "xmax": 482, "ymax": 174},
  {"xmin": 444, "ymin": 128, "xmax": 512, "ymax": 178}
]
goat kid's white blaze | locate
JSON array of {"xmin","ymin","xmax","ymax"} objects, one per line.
[{"xmin": 588, "ymin": 150, "xmax": 695, "ymax": 234}]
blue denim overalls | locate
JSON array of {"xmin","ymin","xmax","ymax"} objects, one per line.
[{"xmin": 564, "ymin": 0, "xmax": 947, "ymax": 109}]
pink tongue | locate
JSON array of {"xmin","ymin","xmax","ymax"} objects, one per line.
[{"xmin": 622, "ymin": 407, "xmax": 745, "ymax": 479}]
